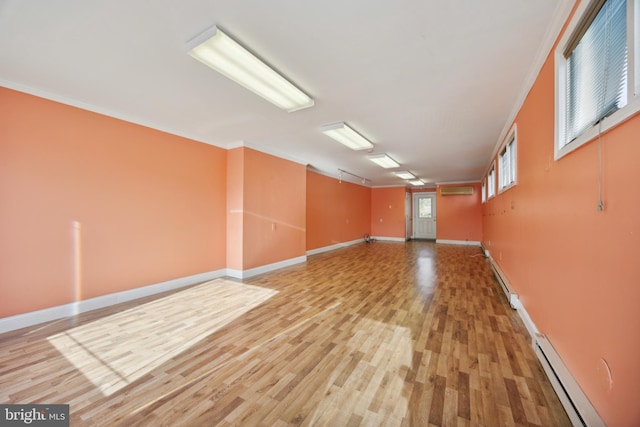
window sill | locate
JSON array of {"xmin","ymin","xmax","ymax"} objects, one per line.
[
  {"xmin": 498, "ymin": 182, "xmax": 516, "ymax": 194},
  {"xmin": 556, "ymin": 96, "xmax": 640, "ymax": 161}
]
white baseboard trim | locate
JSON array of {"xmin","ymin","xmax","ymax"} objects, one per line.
[
  {"xmin": 506, "ymin": 270, "xmax": 602, "ymax": 426},
  {"xmin": 371, "ymin": 236, "xmax": 406, "ymax": 242},
  {"xmin": 306, "ymin": 239, "xmax": 363, "ymax": 256},
  {"xmin": 517, "ymin": 303, "xmax": 539, "ymax": 344},
  {"xmin": 0, "ymin": 269, "xmax": 226, "ymax": 334},
  {"xmin": 534, "ymin": 334, "xmax": 605, "ymax": 426},
  {"xmin": 436, "ymin": 239, "xmax": 481, "ymax": 246},
  {"xmin": 226, "ymin": 255, "xmax": 307, "ymax": 279},
  {"xmin": 480, "ymin": 242, "xmax": 490, "ymax": 257}
]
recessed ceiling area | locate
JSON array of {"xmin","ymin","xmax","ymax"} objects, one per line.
[{"xmin": 0, "ymin": 0, "xmax": 569, "ymax": 186}]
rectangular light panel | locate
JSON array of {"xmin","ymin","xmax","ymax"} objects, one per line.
[
  {"xmin": 186, "ymin": 26, "xmax": 314, "ymax": 112},
  {"xmin": 368, "ymin": 153, "xmax": 400, "ymax": 169},
  {"xmin": 320, "ymin": 122, "xmax": 373, "ymax": 150},
  {"xmin": 394, "ymin": 171, "xmax": 415, "ymax": 180}
]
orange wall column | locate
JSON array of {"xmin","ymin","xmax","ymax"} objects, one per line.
[
  {"xmin": 226, "ymin": 147, "xmax": 244, "ymax": 271},
  {"xmin": 242, "ymin": 148, "xmax": 306, "ymax": 269}
]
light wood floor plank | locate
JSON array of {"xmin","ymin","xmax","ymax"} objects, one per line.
[{"xmin": 0, "ymin": 241, "xmax": 571, "ymax": 426}]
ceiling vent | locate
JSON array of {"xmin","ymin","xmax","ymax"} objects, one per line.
[{"xmin": 440, "ymin": 186, "xmax": 474, "ymax": 196}]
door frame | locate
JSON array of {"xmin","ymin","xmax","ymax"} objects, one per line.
[
  {"xmin": 412, "ymin": 192, "xmax": 437, "ymax": 239},
  {"xmin": 405, "ymin": 192, "xmax": 412, "ymax": 240}
]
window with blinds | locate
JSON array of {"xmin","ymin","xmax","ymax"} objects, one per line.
[
  {"xmin": 561, "ymin": 0, "xmax": 628, "ymax": 148},
  {"xmin": 498, "ymin": 125, "xmax": 517, "ymax": 192},
  {"xmin": 487, "ymin": 164, "xmax": 496, "ymax": 199},
  {"xmin": 481, "ymin": 179, "xmax": 487, "ymax": 203},
  {"xmin": 499, "ymin": 136, "xmax": 517, "ymax": 191}
]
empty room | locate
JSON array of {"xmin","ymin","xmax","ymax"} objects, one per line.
[{"xmin": 1, "ymin": 0, "xmax": 638, "ymax": 426}]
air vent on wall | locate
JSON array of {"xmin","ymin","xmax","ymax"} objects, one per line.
[{"xmin": 440, "ymin": 186, "xmax": 473, "ymax": 196}]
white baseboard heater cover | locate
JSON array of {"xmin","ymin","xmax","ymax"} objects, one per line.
[
  {"xmin": 489, "ymin": 259, "xmax": 520, "ymax": 309},
  {"xmin": 534, "ymin": 334, "xmax": 605, "ymax": 427}
]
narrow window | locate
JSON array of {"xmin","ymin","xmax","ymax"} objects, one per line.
[
  {"xmin": 487, "ymin": 164, "xmax": 496, "ymax": 199},
  {"xmin": 499, "ymin": 132, "xmax": 517, "ymax": 191},
  {"xmin": 481, "ymin": 179, "xmax": 487, "ymax": 203}
]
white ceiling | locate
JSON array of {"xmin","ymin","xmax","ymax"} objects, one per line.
[{"xmin": 0, "ymin": 0, "xmax": 571, "ymax": 187}]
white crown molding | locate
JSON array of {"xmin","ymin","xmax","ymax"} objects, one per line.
[
  {"xmin": 307, "ymin": 167, "xmax": 371, "ymax": 187},
  {"xmin": 486, "ymin": 0, "xmax": 575, "ymax": 167},
  {"xmin": 229, "ymin": 141, "xmax": 309, "ymax": 166},
  {"xmin": 436, "ymin": 180, "xmax": 481, "ymax": 186},
  {"xmin": 0, "ymin": 79, "xmax": 226, "ymax": 149}
]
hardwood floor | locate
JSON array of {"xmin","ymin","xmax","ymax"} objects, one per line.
[{"xmin": 0, "ymin": 241, "xmax": 570, "ymax": 426}]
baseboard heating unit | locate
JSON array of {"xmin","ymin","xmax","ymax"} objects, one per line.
[
  {"xmin": 488, "ymin": 258, "xmax": 520, "ymax": 309},
  {"xmin": 534, "ymin": 334, "xmax": 604, "ymax": 426}
]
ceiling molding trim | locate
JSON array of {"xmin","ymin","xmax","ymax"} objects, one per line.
[
  {"xmin": 486, "ymin": 0, "xmax": 575, "ymax": 171},
  {"xmin": 225, "ymin": 140, "xmax": 246, "ymax": 150},
  {"xmin": 237, "ymin": 141, "xmax": 309, "ymax": 166},
  {"xmin": 307, "ymin": 166, "xmax": 371, "ymax": 187},
  {"xmin": 436, "ymin": 180, "xmax": 481, "ymax": 185},
  {"xmin": 371, "ymin": 184, "xmax": 413, "ymax": 189},
  {"xmin": 0, "ymin": 79, "xmax": 225, "ymax": 149}
]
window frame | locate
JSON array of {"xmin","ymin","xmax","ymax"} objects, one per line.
[
  {"xmin": 487, "ymin": 162, "xmax": 496, "ymax": 199},
  {"xmin": 555, "ymin": 0, "xmax": 640, "ymax": 160},
  {"xmin": 498, "ymin": 124, "xmax": 517, "ymax": 193},
  {"xmin": 481, "ymin": 178, "xmax": 487, "ymax": 203}
]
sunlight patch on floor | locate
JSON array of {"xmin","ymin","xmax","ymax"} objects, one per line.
[{"xmin": 47, "ymin": 279, "xmax": 277, "ymax": 396}]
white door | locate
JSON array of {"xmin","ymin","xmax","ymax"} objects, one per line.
[{"xmin": 413, "ymin": 193, "xmax": 436, "ymax": 239}]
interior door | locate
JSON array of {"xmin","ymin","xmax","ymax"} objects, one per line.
[{"xmin": 413, "ymin": 193, "xmax": 436, "ymax": 239}]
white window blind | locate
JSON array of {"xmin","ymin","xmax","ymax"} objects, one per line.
[
  {"xmin": 499, "ymin": 137, "xmax": 516, "ymax": 190},
  {"xmin": 481, "ymin": 180, "xmax": 486, "ymax": 203},
  {"xmin": 488, "ymin": 166, "xmax": 496, "ymax": 198},
  {"xmin": 564, "ymin": 0, "xmax": 627, "ymax": 146}
]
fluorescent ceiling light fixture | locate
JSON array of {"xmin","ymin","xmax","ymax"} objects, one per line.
[
  {"xmin": 186, "ymin": 26, "xmax": 314, "ymax": 112},
  {"xmin": 394, "ymin": 171, "xmax": 415, "ymax": 180},
  {"xmin": 409, "ymin": 179, "xmax": 425, "ymax": 186},
  {"xmin": 368, "ymin": 153, "xmax": 400, "ymax": 169},
  {"xmin": 320, "ymin": 122, "xmax": 373, "ymax": 150}
]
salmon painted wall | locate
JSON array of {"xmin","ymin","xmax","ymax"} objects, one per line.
[
  {"xmin": 226, "ymin": 148, "xmax": 244, "ymax": 271},
  {"xmin": 371, "ymin": 187, "xmax": 407, "ymax": 239},
  {"xmin": 0, "ymin": 87, "xmax": 227, "ymax": 318},
  {"xmin": 241, "ymin": 148, "xmax": 306, "ymax": 270},
  {"xmin": 306, "ymin": 171, "xmax": 371, "ymax": 250},
  {"xmin": 436, "ymin": 183, "xmax": 482, "ymax": 242},
  {"xmin": 482, "ymin": 10, "xmax": 640, "ymax": 425}
]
